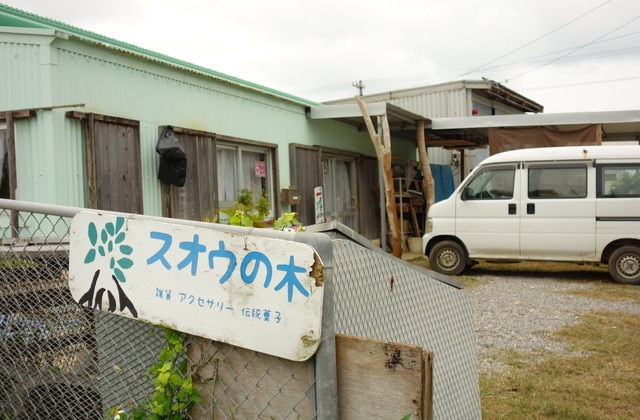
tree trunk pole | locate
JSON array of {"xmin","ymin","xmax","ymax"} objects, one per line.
[
  {"xmin": 416, "ymin": 119, "xmax": 435, "ymax": 210},
  {"xmin": 355, "ymin": 97, "xmax": 403, "ymax": 257}
]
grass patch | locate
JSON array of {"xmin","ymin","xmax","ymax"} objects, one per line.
[
  {"xmin": 454, "ymin": 275, "xmax": 486, "ymax": 289},
  {"xmin": 407, "ymin": 257, "xmax": 613, "ymax": 288},
  {"xmin": 412, "ymin": 257, "xmax": 612, "ymax": 283},
  {"xmin": 468, "ymin": 260, "xmax": 610, "ymax": 282},
  {"xmin": 406, "ymin": 255, "xmax": 640, "ymax": 417},
  {"xmin": 563, "ymin": 283, "xmax": 640, "ymax": 305},
  {"xmin": 480, "ymin": 310, "xmax": 640, "ymax": 419}
]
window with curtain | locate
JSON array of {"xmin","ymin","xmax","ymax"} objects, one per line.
[
  {"xmin": 217, "ymin": 142, "xmax": 274, "ymax": 222},
  {"xmin": 322, "ymin": 155, "xmax": 358, "ymax": 229}
]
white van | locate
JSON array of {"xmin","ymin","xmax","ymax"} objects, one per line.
[{"xmin": 422, "ymin": 145, "xmax": 640, "ymax": 285}]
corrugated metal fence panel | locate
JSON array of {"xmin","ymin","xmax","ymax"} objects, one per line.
[{"xmin": 331, "ymin": 239, "xmax": 481, "ymax": 419}]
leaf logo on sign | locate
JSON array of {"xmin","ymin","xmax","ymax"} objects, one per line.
[
  {"xmin": 78, "ymin": 216, "xmax": 138, "ymax": 317},
  {"xmin": 84, "ymin": 217, "xmax": 134, "ymax": 282}
]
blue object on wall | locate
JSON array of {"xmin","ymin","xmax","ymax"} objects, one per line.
[{"xmin": 430, "ymin": 164, "xmax": 455, "ymax": 202}]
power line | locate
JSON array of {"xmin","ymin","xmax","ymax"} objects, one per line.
[
  {"xmin": 519, "ymin": 75, "xmax": 640, "ymax": 91},
  {"xmin": 294, "ymin": 1, "xmax": 640, "ymax": 100},
  {"xmin": 502, "ymin": 13, "xmax": 640, "ymax": 83},
  {"xmin": 295, "ymin": 28, "xmax": 640, "ymax": 98},
  {"xmin": 294, "ymin": 41, "xmax": 640, "ymax": 98},
  {"xmin": 459, "ymin": 0, "xmax": 618, "ymax": 78}
]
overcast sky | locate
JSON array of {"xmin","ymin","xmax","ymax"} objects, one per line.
[{"xmin": 3, "ymin": 0, "xmax": 640, "ymax": 113}]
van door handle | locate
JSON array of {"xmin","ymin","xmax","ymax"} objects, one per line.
[
  {"xmin": 527, "ymin": 203, "xmax": 535, "ymax": 214},
  {"xmin": 508, "ymin": 203, "xmax": 516, "ymax": 215}
]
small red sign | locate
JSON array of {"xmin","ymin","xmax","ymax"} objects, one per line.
[{"xmin": 255, "ymin": 161, "xmax": 266, "ymax": 177}]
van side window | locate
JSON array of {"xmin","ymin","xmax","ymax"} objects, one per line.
[
  {"xmin": 597, "ymin": 164, "xmax": 640, "ymax": 198},
  {"xmin": 463, "ymin": 167, "xmax": 514, "ymax": 200},
  {"xmin": 528, "ymin": 166, "xmax": 587, "ymax": 199}
]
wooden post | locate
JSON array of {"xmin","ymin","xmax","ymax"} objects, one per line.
[
  {"xmin": 355, "ymin": 96, "xmax": 402, "ymax": 258},
  {"xmin": 416, "ymin": 119, "xmax": 435, "ymax": 210}
]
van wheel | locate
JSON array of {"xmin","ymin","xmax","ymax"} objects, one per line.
[
  {"xmin": 429, "ymin": 240, "xmax": 467, "ymax": 276},
  {"xmin": 609, "ymin": 246, "xmax": 640, "ymax": 285}
]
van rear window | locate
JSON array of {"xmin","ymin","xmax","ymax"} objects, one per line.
[
  {"xmin": 597, "ymin": 164, "xmax": 640, "ymax": 198},
  {"xmin": 528, "ymin": 166, "xmax": 587, "ymax": 199}
]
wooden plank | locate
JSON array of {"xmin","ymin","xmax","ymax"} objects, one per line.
[
  {"xmin": 357, "ymin": 156, "xmax": 380, "ymax": 240},
  {"xmin": 167, "ymin": 131, "xmax": 217, "ymax": 222},
  {"xmin": 93, "ymin": 118, "xmax": 143, "ymax": 213},
  {"xmin": 336, "ymin": 334, "xmax": 433, "ymax": 420},
  {"xmin": 290, "ymin": 144, "xmax": 321, "ymax": 226}
]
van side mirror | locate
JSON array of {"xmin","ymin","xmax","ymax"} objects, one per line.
[{"xmin": 461, "ymin": 187, "xmax": 473, "ymax": 201}]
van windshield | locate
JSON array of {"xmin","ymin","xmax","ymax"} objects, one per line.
[{"xmin": 464, "ymin": 167, "xmax": 515, "ymax": 200}]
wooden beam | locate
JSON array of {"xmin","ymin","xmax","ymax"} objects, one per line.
[{"xmin": 424, "ymin": 139, "xmax": 478, "ymax": 148}]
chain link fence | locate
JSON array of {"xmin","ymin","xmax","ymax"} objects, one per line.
[{"xmin": 0, "ymin": 201, "xmax": 332, "ymax": 419}]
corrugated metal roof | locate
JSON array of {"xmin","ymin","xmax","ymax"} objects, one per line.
[
  {"xmin": 325, "ymin": 79, "xmax": 544, "ymax": 115},
  {"xmin": 0, "ymin": 4, "xmax": 319, "ymax": 107}
]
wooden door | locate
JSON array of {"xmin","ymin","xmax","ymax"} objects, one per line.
[
  {"xmin": 161, "ymin": 127, "xmax": 217, "ymax": 222},
  {"xmin": 78, "ymin": 113, "xmax": 143, "ymax": 213}
]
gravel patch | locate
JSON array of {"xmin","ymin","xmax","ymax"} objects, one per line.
[{"xmin": 464, "ymin": 275, "xmax": 640, "ymax": 374}]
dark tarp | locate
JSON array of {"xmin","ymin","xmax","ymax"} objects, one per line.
[{"xmin": 488, "ymin": 125, "xmax": 601, "ymax": 155}]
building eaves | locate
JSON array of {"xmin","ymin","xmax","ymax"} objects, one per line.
[
  {"xmin": 324, "ymin": 79, "xmax": 543, "ymax": 114},
  {"xmin": 431, "ymin": 110, "xmax": 640, "ymax": 130},
  {"xmin": 430, "ymin": 110, "xmax": 640, "ymax": 143},
  {"xmin": 308, "ymin": 101, "xmax": 431, "ymax": 142},
  {"xmin": 0, "ymin": 4, "xmax": 319, "ymax": 108}
]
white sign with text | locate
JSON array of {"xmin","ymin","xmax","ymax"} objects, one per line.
[{"xmin": 69, "ymin": 210, "xmax": 324, "ymax": 361}]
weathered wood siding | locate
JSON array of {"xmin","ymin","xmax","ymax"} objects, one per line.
[{"xmin": 161, "ymin": 127, "xmax": 217, "ymax": 221}]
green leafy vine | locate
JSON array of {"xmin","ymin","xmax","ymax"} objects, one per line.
[
  {"xmin": 219, "ymin": 188, "xmax": 271, "ymax": 227},
  {"xmin": 107, "ymin": 328, "xmax": 201, "ymax": 419}
]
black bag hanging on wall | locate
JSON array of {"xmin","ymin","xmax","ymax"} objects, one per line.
[{"xmin": 156, "ymin": 126, "xmax": 187, "ymax": 187}]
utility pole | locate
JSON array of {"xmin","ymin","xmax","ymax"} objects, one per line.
[{"xmin": 352, "ymin": 80, "xmax": 365, "ymax": 96}]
